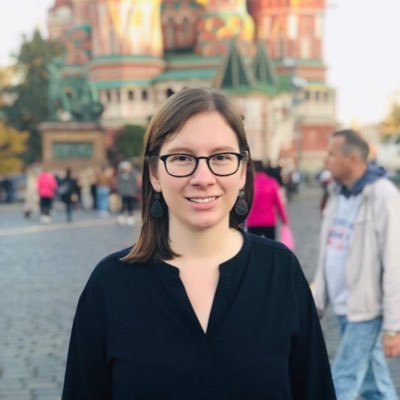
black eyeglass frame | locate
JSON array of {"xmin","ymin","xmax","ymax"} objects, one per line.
[{"xmin": 157, "ymin": 152, "xmax": 246, "ymax": 177}]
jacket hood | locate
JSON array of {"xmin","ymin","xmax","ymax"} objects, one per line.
[{"xmin": 339, "ymin": 163, "xmax": 386, "ymax": 197}]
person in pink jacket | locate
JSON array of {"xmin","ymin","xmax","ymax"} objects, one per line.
[
  {"xmin": 246, "ymin": 160, "xmax": 288, "ymax": 239},
  {"xmin": 36, "ymin": 168, "xmax": 58, "ymax": 223}
]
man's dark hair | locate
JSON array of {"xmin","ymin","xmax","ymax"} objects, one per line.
[{"xmin": 332, "ymin": 129, "xmax": 369, "ymax": 162}]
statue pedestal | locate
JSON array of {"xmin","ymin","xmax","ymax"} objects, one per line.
[{"xmin": 39, "ymin": 121, "xmax": 106, "ymax": 170}]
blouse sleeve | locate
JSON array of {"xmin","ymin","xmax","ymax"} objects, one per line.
[
  {"xmin": 289, "ymin": 255, "xmax": 336, "ymax": 400},
  {"xmin": 62, "ymin": 266, "xmax": 111, "ymax": 400}
]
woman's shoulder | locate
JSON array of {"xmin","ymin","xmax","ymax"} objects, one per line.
[
  {"xmin": 246, "ymin": 232, "xmax": 293, "ymax": 259},
  {"xmin": 88, "ymin": 247, "xmax": 146, "ymax": 284},
  {"xmin": 245, "ymin": 233, "xmax": 307, "ymax": 286}
]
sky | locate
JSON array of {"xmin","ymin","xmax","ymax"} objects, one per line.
[{"xmin": 0, "ymin": 0, "xmax": 399, "ymax": 126}]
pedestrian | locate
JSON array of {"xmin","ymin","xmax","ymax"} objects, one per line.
[
  {"xmin": 116, "ymin": 160, "xmax": 139, "ymax": 226},
  {"xmin": 62, "ymin": 88, "xmax": 336, "ymax": 399},
  {"xmin": 291, "ymin": 168, "xmax": 301, "ymax": 194},
  {"xmin": 265, "ymin": 159, "xmax": 284, "ymax": 186},
  {"xmin": 58, "ymin": 168, "xmax": 78, "ymax": 222},
  {"xmin": 246, "ymin": 160, "xmax": 289, "ymax": 240},
  {"xmin": 96, "ymin": 166, "xmax": 112, "ymax": 217},
  {"xmin": 36, "ymin": 167, "xmax": 58, "ymax": 223},
  {"xmin": 23, "ymin": 166, "xmax": 39, "ymax": 218},
  {"xmin": 90, "ymin": 181, "xmax": 97, "ymax": 210},
  {"xmin": 312, "ymin": 129, "xmax": 400, "ymax": 399},
  {"xmin": 1, "ymin": 176, "xmax": 13, "ymax": 203},
  {"xmin": 317, "ymin": 168, "xmax": 332, "ymax": 212}
]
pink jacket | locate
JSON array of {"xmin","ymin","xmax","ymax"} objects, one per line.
[
  {"xmin": 37, "ymin": 172, "xmax": 58, "ymax": 198},
  {"xmin": 247, "ymin": 172, "xmax": 288, "ymax": 227}
]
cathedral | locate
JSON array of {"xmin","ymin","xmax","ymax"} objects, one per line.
[{"xmin": 47, "ymin": 0, "xmax": 336, "ymax": 171}]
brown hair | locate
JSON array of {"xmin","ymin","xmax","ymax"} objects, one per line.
[{"xmin": 122, "ymin": 88, "xmax": 254, "ymax": 263}]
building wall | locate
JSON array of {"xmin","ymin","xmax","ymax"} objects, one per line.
[{"xmin": 46, "ymin": 0, "xmax": 336, "ymax": 172}]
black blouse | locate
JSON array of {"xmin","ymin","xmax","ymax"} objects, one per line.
[{"xmin": 62, "ymin": 232, "xmax": 336, "ymax": 400}]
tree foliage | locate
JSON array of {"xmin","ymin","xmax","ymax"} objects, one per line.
[
  {"xmin": 388, "ymin": 102, "xmax": 400, "ymax": 124},
  {"xmin": 0, "ymin": 29, "xmax": 63, "ymax": 163},
  {"xmin": 0, "ymin": 120, "xmax": 28, "ymax": 174},
  {"xmin": 114, "ymin": 124, "xmax": 146, "ymax": 160}
]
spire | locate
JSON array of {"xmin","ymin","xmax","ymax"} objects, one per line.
[
  {"xmin": 52, "ymin": 0, "xmax": 72, "ymax": 9},
  {"xmin": 215, "ymin": 41, "xmax": 255, "ymax": 89},
  {"xmin": 55, "ymin": 0, "xmax": 71, "ymax": 6},
  {"xmin": 253, "ymin": 41, "xmax": 275, "ymax": 85}
]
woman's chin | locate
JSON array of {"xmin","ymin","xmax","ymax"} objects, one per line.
[{"xmin": 185, "ymin": 215, "xmax": 228, "ymax": 232}]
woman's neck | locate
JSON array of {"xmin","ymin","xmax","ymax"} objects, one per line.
[{"xmin": 168, "ymin": 223, "xmax": 243, "ymax": 265}]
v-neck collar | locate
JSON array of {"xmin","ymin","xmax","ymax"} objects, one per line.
[{"xmin": 153, "ymin": 230, "xmax": 251, "ymax": 338}]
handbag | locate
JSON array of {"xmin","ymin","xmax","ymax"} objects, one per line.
[{"xmin": 279, "ymin": 224, "xmax": 295, "ymax": 251}]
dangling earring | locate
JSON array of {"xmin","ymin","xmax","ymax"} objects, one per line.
[
  {"xmin": 234, "ymin": 190, "xmax": 248, "ymax": 216},
  {"xmin": 150, "ymin": 192, "xmax": 164, "ymax": 218}
]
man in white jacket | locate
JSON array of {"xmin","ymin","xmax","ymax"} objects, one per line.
[{"xmin": 313, "ymin": 129, "xmax": 400, "ymax": 399}]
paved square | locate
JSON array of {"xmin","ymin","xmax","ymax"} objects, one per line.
[{"xmin": 0, "ymin": 189, "xmax": 399, "ymax": 399}]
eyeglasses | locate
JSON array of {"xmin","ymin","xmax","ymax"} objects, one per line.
[{"xmin": 157, "ymin": 152, "xmax": 245, "ymax": 177}]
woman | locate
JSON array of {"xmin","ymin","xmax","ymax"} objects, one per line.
[
  {"xmin": 36, "ymin": 167, "xmax": 58, "ymax": 223},
  {"xmin": 62, "ymin": 88, "xmax": 336, "ymax": 399},
  {"xmin": 247, "ymin": 160, "xmax": 288, "ymax": 240}
]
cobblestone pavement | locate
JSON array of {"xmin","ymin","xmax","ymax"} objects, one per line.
[{"xmin": 0, "ymin": 190, "xmax": 399, "ymax": 399}]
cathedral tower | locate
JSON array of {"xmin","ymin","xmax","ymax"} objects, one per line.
[
  {"xmin": 48, "ymin": 0, "xmax": 74, "ymax": 40},
  {"xmin": 248, "ymin": 0, "xmax": 326, "ymax": 81},
  {"xmin": 91, "ymin": 0, "xmax": 163, "ymax": 57},
  {"xmin": 196, "ymin": 0, "xmax": 255, "ymax": 57},
  {"xmin": 161, "ymin": 0, "xmax": 202, "ymax": 53}
]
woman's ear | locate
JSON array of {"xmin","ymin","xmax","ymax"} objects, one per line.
[
  {"xmin": 149, "ymin": 164, "xmax": 161, "ymax": 192},
  {"xmin": 239, "ymin": 155, "xmax": 248, "ymax": 188}
]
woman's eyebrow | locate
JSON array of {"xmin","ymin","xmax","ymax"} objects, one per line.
[{"xmin": 164, "ymin": 145, "xmax": 238, "ymax": 153}]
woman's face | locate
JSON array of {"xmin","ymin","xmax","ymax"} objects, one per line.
[{"xmin": 150, "ymin": 111, "xmax": 246, "ymax": 233}]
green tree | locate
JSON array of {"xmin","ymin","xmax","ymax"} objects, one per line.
[
  {"xmin": 382, "ymin": 92, "xmax": 400, "ymax": 141},
  {"xmin": 0, "ymin": 120, "xmax": 28, "ymax": 174},
  {"xmin": 1, "ymin": 29, "xmax": 63, "ymax": 164},
  {"xmin": 114, "ymin": 124, "xmax": 146, "ymax": 160}
]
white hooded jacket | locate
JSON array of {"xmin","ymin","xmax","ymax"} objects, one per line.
[{"xmin": 313, "ymin": 177, "xmax": 400, "ymax": 331}]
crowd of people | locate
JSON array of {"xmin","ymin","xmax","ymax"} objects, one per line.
[
  {"xmin": 20, "ymin": 161, "xmax": 141, "ymax": 224},
  {"xmin": 14, "ymin": 149, "xmax": 296, "ymax": 228}
]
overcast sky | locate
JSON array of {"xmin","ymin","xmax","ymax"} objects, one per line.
[{"xmin": 1, "ymin": 0, "xmax": 399, "ymax": 126}]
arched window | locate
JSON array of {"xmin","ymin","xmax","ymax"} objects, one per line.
[
  {"xmin": 166, "ymin": 17, "xmax": 175, "ymax": 48},
  {"xmin": 300, "ymin": 37, "xmax": 311, "ymax": 59},
  {"xmin": 182, "ymin": 17, "xmax": 191, "ymax": 36},
  {"xmin": 128, "ymin": 90, "xmax": 134, "ymax": 101},
  {"xmin": 142, "ymin": 90, "xmax": 148, "ymax": 101},
  {"xmin": 278, "ymin": 36, "xmax": 286, "ymax": 59}
]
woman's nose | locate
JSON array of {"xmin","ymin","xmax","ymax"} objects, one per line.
[{"xmin": 190, "ymin": 159, "xmax": 216, "ymax": 184}]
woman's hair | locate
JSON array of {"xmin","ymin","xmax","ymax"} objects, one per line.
[{"xmin": 122, "ymin": 87, "xmax": 254, "ymax": 263}]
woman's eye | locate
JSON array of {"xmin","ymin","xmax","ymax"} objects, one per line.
[
  {"xmin": 213, "ymin": 154, "xmax": 231, "ymax": 161},
  {"xmin": 171, "ymin": 155, "xmax": 192, "ymax": 162}
]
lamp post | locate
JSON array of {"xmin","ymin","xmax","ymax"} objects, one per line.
[{"xmin": 292, "ymin": 75, "xmax": 307, "ymax": 167}]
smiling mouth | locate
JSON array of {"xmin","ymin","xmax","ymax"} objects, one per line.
[{"xmin": 187, "ymin": 196, "xmax": 218, "ymax": 203}]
